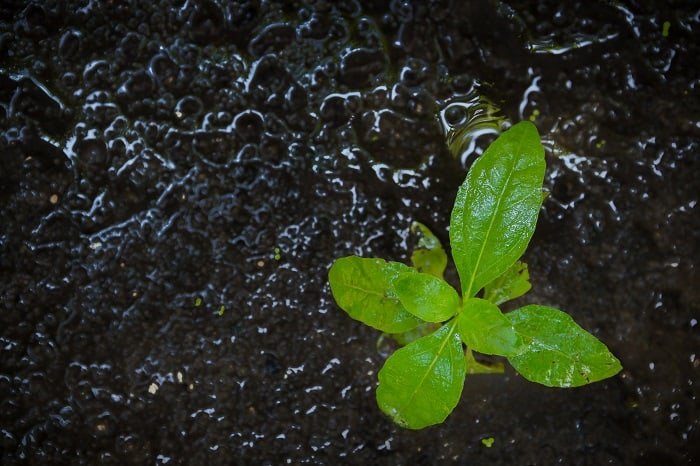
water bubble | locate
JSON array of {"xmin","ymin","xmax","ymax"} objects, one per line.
[
  {"xmin": 118, "ymin": 71, "xmax": 155, "ymax": 100},
  {"xmin": 76, "ymin": 138, "xmax": 110, "ymax": 167},
  {"xmin": 58, "ymin": 30, "xmax": 82, "ymax": 59},
  {"xmin": 319, "ymin": 94, "xmax": 350, "ymax": 127},
  {"xmin": 179, "ymin": 0, "xmax": 225, "ymax": 44},
  {"xmin": 83, "ymin": 60, "xmax": 112, "ymax": 89},
  {"xmin": 19, "ymin": 3, "xmax": 48, "ymax": 38},
  {"xmin": 148, "ymin": 52, "xmax": 179, "ymax": 88},
  {"xmin": 174, "ymin": 95, "xmax": 203, "ymax": 120},
  {"xmin": 233, "ymin": 110, "xmax": 264, "ymax": 143},
  {"xmin": 338, "ymin": 48, "xmax": 387, "ymax": 87},
  {"xmin": 249, "ymin": 22, "xmax": 295, "ymax": 57},
  {"xmin": 117, "ymin": 32, "xmax": 145, "ymax": 63}
]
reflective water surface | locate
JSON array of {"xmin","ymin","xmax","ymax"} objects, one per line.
[{"xmin": 1, "ymin": 1, "xmax": 698, "ymax": 464}]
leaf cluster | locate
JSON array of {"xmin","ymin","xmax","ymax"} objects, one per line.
[{"xmin": 329, "ymin": 122, "xmax": 622, "ymax": 429}]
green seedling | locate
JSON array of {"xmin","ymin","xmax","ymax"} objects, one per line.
[
  {"xmin": 328, "ymin": 121, "xmax": 622, "ymax": 429},
  {"xmin": 481, "ymin": 437, "xmax": 495, "ymax": 448}
]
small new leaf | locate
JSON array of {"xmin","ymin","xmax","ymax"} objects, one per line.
[
  {"xmin": 506, "ymin": 305, "xmax": 623, "ymax": 387},
  {"xmin": 328, "ymin": 256, "xmax": 423, "ymax": 333},
  {"xmin": 457, "ymin": 298, "xmax": 522, "ymax": 357},
  {"xmin": 410, "ymin": 222, "xmax": 448, "ymax": 278},
  {"xmin": 483, "ymin": 260, "xmax": 531, "ymax": 305},
  {"xmin": 394, "ymin": 269, "xmax": 460, "ymax": 322},
  {"xmin": 376, "ymin": 321, "xmax": 466, "ymax": 429}
]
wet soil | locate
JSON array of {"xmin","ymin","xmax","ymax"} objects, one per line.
[{"xmin": 1, "ymin": 1, "xmax": 699, "ymax": 464}]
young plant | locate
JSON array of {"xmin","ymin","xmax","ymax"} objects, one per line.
[{"xmin": 328, "ymin": 121, "xmax": 622, "ymax": 429}]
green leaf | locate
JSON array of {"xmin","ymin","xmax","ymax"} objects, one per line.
[
  {"xmin": 377, "ymin": 321, "xmax": 466, "ymax": 429},
  {"xmin": 449, "ymin": 121, "xmax": 545, "ymax": 297},
  {"xmin": 481, "ymin": 437, "xmax": 495, "ymax": 448},
  {"xmin": 410, "ymin": 222, "xmax": 448, "ymax": 278},
  {"xmin": 483, "ymin": 260, "xmax": 531, "ymax": 305},
  {"xmin": 393, "ymin": 269, "xmax": 460, "ymax": 322},
  {"xmin": 506, "ymin": 305, "xmax": 623, "ymax": 387},
  {"xmin": 457, "ymin": 298, "xmax": 522, "ymax": 356},
  {"xmin": 329, "ymin": 256, "xmax": 423, "ymax": 333},
  {"xmin": 465, "ymin": 349, "xmax": 504, "ymax": 375}
]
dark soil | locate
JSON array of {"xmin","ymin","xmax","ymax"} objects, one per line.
[{"xmin": 1, "ymin": 1, "xmax": 698, "ymax": 464}]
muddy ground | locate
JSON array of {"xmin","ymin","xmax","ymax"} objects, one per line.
[{"xmin": 1, "ymin": 1, "xmax": 698, "ymax": 464}]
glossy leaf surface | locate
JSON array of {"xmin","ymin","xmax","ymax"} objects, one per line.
[
  {"xmin": 507, "ymin": 305, "xmax": 623, "ymax": 387},
  {"xmin": 449, "ymin": 121, "xmax": 545, "ymax": 297},
  {"xmin": 457, "ymin": 298, "xmax": 521, "ymax": 356},
  {"xmin": 483, "ymin": 260, "xmax": 531, "ymax": 305},
  {"xmin": 328, "ymin": 256, "xmax": 422, "ymax": 333},
  {"xmin": 394, "ymin": 269, "xmax": 460, "ymax": 322},
  {"xmin": 410, "ymin": 222, "xmax": 448, "ymax": 278},
  {"xmin": 376, "ymin": 322, "xmax": 466, "ymax": 429}
]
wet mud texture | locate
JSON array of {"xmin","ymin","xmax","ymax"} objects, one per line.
[{"xmin": 1, "ymin": 1, "xmax": 699, "ymax": 464}]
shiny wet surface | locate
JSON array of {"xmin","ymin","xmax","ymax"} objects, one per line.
[{"xmin": 1, "ymin": 1, "xmax": 698, "ymax": 464}]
